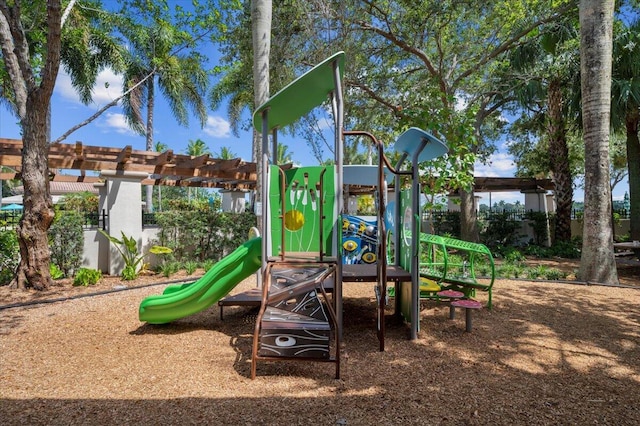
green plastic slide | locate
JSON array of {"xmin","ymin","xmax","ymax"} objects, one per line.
[{"xmin": 139, "ymin": 237, "xmax": 262, "ymax": 324}]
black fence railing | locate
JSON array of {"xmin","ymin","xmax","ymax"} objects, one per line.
[
  {"xmin": 421, "ymin": 208, "xmax": 631, "ymax": 222},
  {"xmin": 0, "ymin": 210, "xmax": 22, "ymax": 228},
  {"xmin": 0, "ymin": 209, "xmax": 159, "ymax": 232}
]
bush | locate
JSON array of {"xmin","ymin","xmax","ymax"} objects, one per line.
[
  {"xmin": 481, "ymin": 211, "xmax": 522, "ymax": 252},
  {"xmin": 525, "ymin": 211, "xmax": 551, "ymax": 246},
  {"xmin": 154, "ymin": 211, "xmax": 256, "ymax": 263},
  {"xmin": 503, "ymin": 248, "xmax": 525, "ymax": 263},
  {"xmin": 99, "ymin": 230, "xmax": 171, "ymax": 280},
  {"xmin": 544, "ymin": 268, "xmax": 567, "ymax": 280},
  {"xmin": 183, "ymin": 261, "xmax": 198, "ymax": 275},
  {"xmin": 200, "ymin": 259, "xmax": 215, "ymax": 272},
  {"xmin": 0, "ymin": 229, "xmax": 19, "ymax": 285},
  {"xmin": 49, "ymin": 263, "xmax": 64, "ymax": 280},
  {"xmin": 73, "ymin": 268, "xmax": 102, "ymax": 286},
  {"xmin": 159, "ymin": 261, "xmax": 180, "ymax": 278},
  {"xmin": 49, "ymin": 211, "xmax": 84, "ymax": 277}
]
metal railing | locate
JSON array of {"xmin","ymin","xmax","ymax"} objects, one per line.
[
  {"xmin": 0, "ymin": 209, "xmax": 160, "ymax": 232},
  {"xmin": 421, "ymin": 208, "xmax": 631, "ymax": 222}
]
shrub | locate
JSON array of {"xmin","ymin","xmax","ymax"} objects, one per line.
[
  {"xmin": 0, "ymin": 229, "xmax": 19, "ymax": 285},
  {"xmin": 99, "ymin": 230, "xmax": 171, "ymax": 280},
  {"xmin": 201, "ymin": 259, "xmax": 215, "ymax": 272},
  {"xmin": 525, "ymin": 211, "xmax": 551, "ymax": 246},
  {"xmin": 481, "ymin": 211, "xmax": 522, "ymax": 252},
  {"xmin": 49, "ymin": 211, "xmax": 84, "ymax": 277},
  {"xmin": 544, "ymin": 268, "xmax": 567, "ymax": 280},
  {"xmin": 497, "ymin": 263, "xmax": 524, "ymax": 279},
  {"xmin": 154, "ymin": 211, "xmax": 255, "ymax": 263},
  {"xmin": 49, "ymin": 263, "xmax": 64, "ymax": 280},
  {"xmin": 73, "ymin": 268, "xmax": 102, "ymax": 286},
  {"xmin": 503, "ymin": 248, "xmax": 525, "ymax": 263},
  {"xmin": 160, "ymin": 261, "xmax": 180, "ymax": 278},
  {"xmin": 183, "ymin": 261, "xmax": 198, "ymax": 275}
]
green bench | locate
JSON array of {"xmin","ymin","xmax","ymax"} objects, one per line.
[{"xmin": 419, "ymin": 233, "xmax": 495, "ymax": 309}]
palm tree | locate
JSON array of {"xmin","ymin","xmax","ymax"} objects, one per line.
[
  {"xmin": 276, "ymin": 144, "xmax": 293, "ymax": 165},
  {"xmin": 185, "ymin": 139, "xmax": 211, "ymax": 200},
  {"xmin": 119, "ymin": 17, "xmax": 208, "ymax": 213},
  {"xmin": 216, "ymin": 146, "xmax": 237, "ymax": 160},
  {"xmin": 611, "ymin": 17, "xmax": 640, "ymax": 241},
  {"xmin": 507, "ymin": 17, "xmax": 580, "ymax": 243},
  {"xmin": 578, "ymin": 0, "xmax": 618, "ymax": 284},
  {"xmin": 154, "ymin": 141, "xmax": 168, "ymax": 211},
  {"xmin": 251, "ymin": 0, "xmax": 272, "ymax": 228}
]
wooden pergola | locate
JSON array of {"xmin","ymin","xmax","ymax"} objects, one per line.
[
  {"xmin": 0, "ymin": 138, "xmax": 259, "ymax": 190},
  {"xmin": 0, "ymin": 138, "xmax": 555, "ymax": 194}
]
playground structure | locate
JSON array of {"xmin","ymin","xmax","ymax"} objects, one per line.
[{"xmin": 138, "ymin": 51, "xmax": 496, "ymax": 379}]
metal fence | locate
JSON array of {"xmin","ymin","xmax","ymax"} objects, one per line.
[
  {"xmin": 0, "ymin": 209, "xmax": 159, "ymax": 232},
  {"xmin": 422, "ymin": 208, "xmax": 631, "ymax": 222}
]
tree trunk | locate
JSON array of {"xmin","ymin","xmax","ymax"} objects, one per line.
[
  {"xmin": 577, "ymin": 0, "xmax": 618, "ymax": 284},
  {"xmin": 459, "ymin": 189, "xmax": 478, "ymax": 243},
  {"xmin": 145, "ymin": 78, "xmax": 155, "ymax": 213},
  {"xmin": 251, "ymin": 0, "xmax": 272, "ymax": 231},
  {"xmin": 3, "ymin": 0, "xmax": 62, "ymax": 290},
  {"xmin": 10, "ymin": 95, "xmax": 56, "ymax": 291},
  {"xmin": 547, "ymin": 80, "xmax": 573, "ymax": 243},
  {"xmin": 626, "ymin": 110, "xmax": 640, "ymax": 241}
]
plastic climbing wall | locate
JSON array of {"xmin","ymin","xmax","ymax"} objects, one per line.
[
  {"xmin": 341, "ymin": 215, "xmax": 378, "ymax": 264},
  {"xmin": 267, "ymin": 165, "xmax": 337, "ymax": 257}
]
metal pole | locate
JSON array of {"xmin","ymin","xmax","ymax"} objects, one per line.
[
  {"xmin": 332, "ymin": 59, "xmax": 344, "ymax": 343},
  {"xmin": 410, "ymin": 139, "xmax": 428, "ymax": 340},
  {"xmin": 260, "ymin": 110, "xmax": 270, "ymax": 286}
]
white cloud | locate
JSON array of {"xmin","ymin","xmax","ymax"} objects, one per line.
[
  {"xmin": 203, "ymin": 115, "xmax": 231, "ymax": 138},
  {"xmin": 98, "ymin": 112, "xmax": 137, "ymax": 135},
  {"xmin": 55, "ymin": 68, "xmax": 124, "ymax": 106},
  {"xmin": 474, "ymin": 152, "xmax": 516, "ymax": 177}
]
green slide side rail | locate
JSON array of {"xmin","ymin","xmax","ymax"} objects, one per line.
[{"xmin": 139, "ymin": 237, "xmax": 262, "ymax": 324}]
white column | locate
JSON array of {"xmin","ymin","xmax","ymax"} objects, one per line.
[
  {"xmin": 221, "ymin": 190, "xmax": 248, "ymax": 213},
  {"xmin": 100, "ymin": 170, "xmax": 147, "ymax": 276}
]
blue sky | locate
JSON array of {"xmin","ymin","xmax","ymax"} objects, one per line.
[
  {"xmin": 0, "ymin": 65, "xmax": 630, "ymax": 206},
  {"xmin": 0, "ymin": 14, "xmax": 631, "ymax": 207}
]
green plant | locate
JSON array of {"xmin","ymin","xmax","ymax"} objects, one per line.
[
  {"xmin": 496, "ymin": 263, "xmax": 524, "ymax": 279},
  {"xmin": 49, "ymin": 263, "xmax": 64, "ymax": 280},
  {"xmin": 201, "ymin": 259, "xmax": 215, "ymax": 272},
  {"xmin": 154, "ymin": 211, "xmax": 255, "ymax": 263},
  {"xmin": 525, "ymin": 211, "xmax": 551, "ymax": 246},
  {"xmin": 49, "ymin": 211, "xmax": 84, "ymax": 277},
  {"xmin": 99, "ymin": 230, "xmax": 171, "ymax": 280},
  {"xmin": 544, "ymin": 268, "xmax": 566, "ymax": 280},
  {"xmin": 73, "ymin": 268, "xmax": 102, "ymax": 286},
  {"xmin": 0, "ymin": 229, "xmax": 19, "ymax": 285},
  {"xmin": 503, "ymin": 248, "xmax": 525, "ymax": 264},
  {"xmin": 121, "ymin": 265, "xmax": 137, "ymax": 281},
  {"xmin": 481, "ymin": 211, "xmax": 522, "ymax": 252},
  {"xmin": 160, "ymin": 261, "xmax": 180, "ymax": 278},
  {"xmin": 183, "ymin": 260, "xmax": 198, "ymax": 275},
  {"xmin": 525, "ymin": 267, "xmax": 540, "ymax": 280}
]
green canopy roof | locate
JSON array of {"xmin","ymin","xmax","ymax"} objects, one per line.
[{"xmin": 253, "ymin": 52, "xmax": 345, "ymax": 132}]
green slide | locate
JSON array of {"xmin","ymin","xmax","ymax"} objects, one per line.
[{"xmin": 139, "ymin": 237, "xmax": 262, "ymax": 324}]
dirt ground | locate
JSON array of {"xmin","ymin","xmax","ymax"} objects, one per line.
[{"xmin": 1, "ymin": 260, "xmax": 639, "ymax": 425}]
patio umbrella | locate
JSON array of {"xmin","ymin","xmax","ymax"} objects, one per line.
[{"xmin": 0, "ymin": 203, "xmax": 23, "ymax": 211}]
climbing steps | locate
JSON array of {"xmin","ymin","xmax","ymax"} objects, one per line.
[{"xmin": 251, "ymin": 264, "xmax": 339, "ymax": 378}]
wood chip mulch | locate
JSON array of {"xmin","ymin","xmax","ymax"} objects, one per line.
[{"xmin": 1, "ymin": 265, "xmax": 639, "ymax": 425}]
